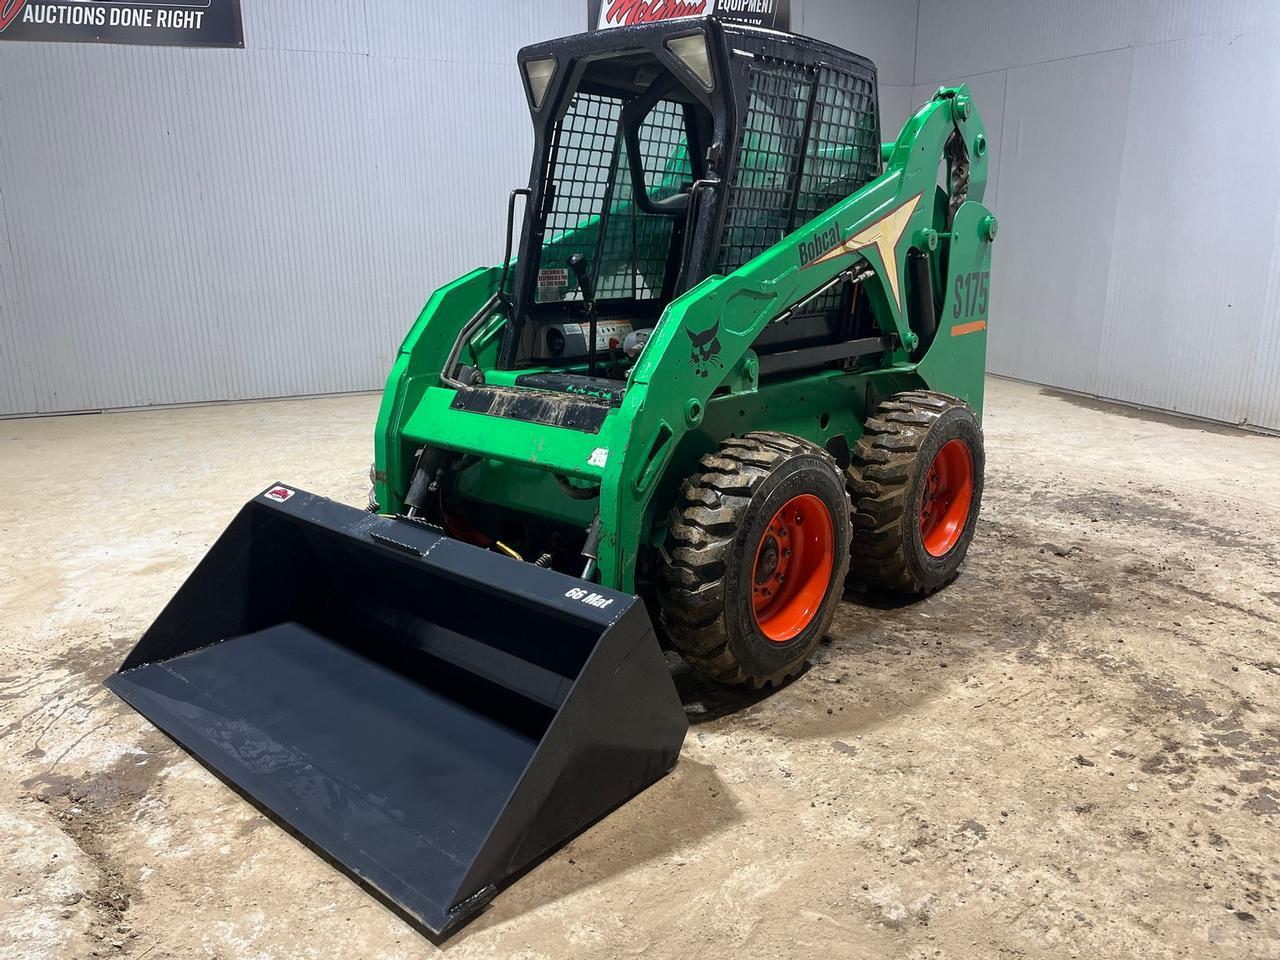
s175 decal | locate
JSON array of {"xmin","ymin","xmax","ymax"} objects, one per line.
[{"xmin": 952, "ymin": 270, "xmax": 990, "ymax": 320}]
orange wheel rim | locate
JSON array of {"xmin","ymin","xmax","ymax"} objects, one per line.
[
  {"xmin": 751, "ymin": 494, "xmax": 835, "ymax": 644},
  {"xmin": 920, "ymin": 439, "xmax": 974, "ymax": 557}
]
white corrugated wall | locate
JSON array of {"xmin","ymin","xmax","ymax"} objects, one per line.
[
  {"xmin": 912, "ymin": 0, "xmax": 1280, "ymax": 432},
  {"xmin": 0, "ymin": 2, "xmax": 582, "ymax": 415},
  {"xmin": 7, "ymin": 1, "xmax": 1275, "ymax": 430}
]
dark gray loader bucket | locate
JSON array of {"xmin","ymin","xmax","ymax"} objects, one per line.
[{"xmin": 105, "ymin": 484, "xmax": 688, "ymax": 936}]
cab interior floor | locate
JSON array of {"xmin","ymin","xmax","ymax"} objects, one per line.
[{"xmin": 1, "ymin": 376, "xmax": 1277, "ymax": 959}]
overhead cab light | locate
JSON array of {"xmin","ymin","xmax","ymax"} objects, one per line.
[
  {"xmin": 666, "ymin": 33, "xmax": 714, "ymax": 91},
  {"xmin": 523, "ymin": 56, "xmax": 557, "ymax": 109}
]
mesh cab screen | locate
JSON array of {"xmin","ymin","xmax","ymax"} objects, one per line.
[
  {"xmin": 795, "ymin": 67, "xmax": 881, "ymax": 227},
  {"xmin": 717, "ymin": 60, "xmax": 812, "ymax": 276},
  {"xmin": 536, "ymin": 93, "xmax": 692, "ymax": 304},
  {"xmin": 717, "ymin": 59, "xmax": 880, "ymax": 287}
]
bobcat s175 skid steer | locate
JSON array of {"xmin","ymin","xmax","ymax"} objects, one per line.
[{"xmin": 107, "ymin": 15, "xmax": 995, "ymax": 937}]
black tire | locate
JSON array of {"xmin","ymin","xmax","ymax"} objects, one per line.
[
  {"xmin": 658, "ymin": 432, "xmax": 852, "ymax": 688},
  {"xmin": 847, "ymin": 390, "xmax": 984, "ymax": 595}
]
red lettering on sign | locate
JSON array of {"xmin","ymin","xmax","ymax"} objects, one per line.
[
  {"xmin": 0, "ymin": 0, "xmax": 29, "ymax": 32},
  {"xmin": 600, "ymin": 0, "xmax": 710, "ymax": 28}
]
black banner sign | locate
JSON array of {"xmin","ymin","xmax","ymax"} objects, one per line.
[
  {"xmin": 0, "ymin": 0, "xmax": 243, "ymax": 47},
  {"xmin": 589, "ymin": 0, "xmax": 790, "ymax": 32}
]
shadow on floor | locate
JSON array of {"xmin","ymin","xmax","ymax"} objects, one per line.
[{"xmin": 445, "ymin": 755, "xmax": 740, "ymax": 945}]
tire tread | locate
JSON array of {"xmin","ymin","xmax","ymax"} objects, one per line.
[
  {"xmin": 659, "ymin": 432, "xmax": 849, "ymax": 687},
  {"xmin": 847, "ymin": 391, "xmax": 979, "ymax": 595}
]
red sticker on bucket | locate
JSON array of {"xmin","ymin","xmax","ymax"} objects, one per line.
[{"xmin": 264, "ymin": 485, "xmax": 294, "ymax": 502}]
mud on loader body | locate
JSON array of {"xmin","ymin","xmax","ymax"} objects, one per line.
[{"xmin": 108, "ymin": 17, "xmax": 995, "ymax": 937}]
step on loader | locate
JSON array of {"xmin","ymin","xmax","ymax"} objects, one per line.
[{"xmin": 108, "ymin": 15, "xmax": 995, "ymax": 938}]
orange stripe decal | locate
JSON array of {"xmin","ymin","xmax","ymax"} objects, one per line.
[{"xmin": 951, "ymin": 320, "xmax": 987, "ymax": 337}]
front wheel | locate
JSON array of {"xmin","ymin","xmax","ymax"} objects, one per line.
[{"xmin": 657, "ymin": 432, "xmax": 852, "ymax": 688}]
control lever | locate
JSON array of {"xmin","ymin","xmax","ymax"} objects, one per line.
[{"xmin": 567, "ymin": 254, "xmax": 599, "ymax": 376}]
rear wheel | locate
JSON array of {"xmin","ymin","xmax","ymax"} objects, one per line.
[
  {"xmin": 847, "ymin": 391, "xmax": 984, "ymax": 595},
  {"xmin": 658, "ymin": 432, "xmax": 851, "ymax": 688}
]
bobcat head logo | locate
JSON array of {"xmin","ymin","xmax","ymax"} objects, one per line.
[{"xmin": 686, "ymin": 320, "xmax": 722, "ymax": 379}]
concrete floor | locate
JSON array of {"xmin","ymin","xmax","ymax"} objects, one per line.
[{"xmin": 1, "ymin": 377, "xmax": 1278, "ymax": 959}]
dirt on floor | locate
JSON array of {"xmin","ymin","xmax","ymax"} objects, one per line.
[{"xmin": 1, "ymin": 377, "xmax": 1277, "ymax": 960}]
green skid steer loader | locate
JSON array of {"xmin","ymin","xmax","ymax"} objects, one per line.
[{"xmin": 107, "ymin": 16, "xmax": 994, "ymax": 938}]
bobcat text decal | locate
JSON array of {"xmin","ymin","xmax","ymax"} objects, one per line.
[
  {"xmin": 797, "ymin": 223, "xmax": 840, "ymax": 267},
  {"xmin": 802, "ymin": 193, "xmax": 923, "ymax": 316}
]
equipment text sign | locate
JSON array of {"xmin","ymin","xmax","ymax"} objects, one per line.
[{"xmin": 0, "ymin": 0, "xmax": 244, "ymax": 47}]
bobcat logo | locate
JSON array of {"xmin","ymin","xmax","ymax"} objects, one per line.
[{"xmin": 686, "ymin": 320, "xmax": 722, "ymax": 378}]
